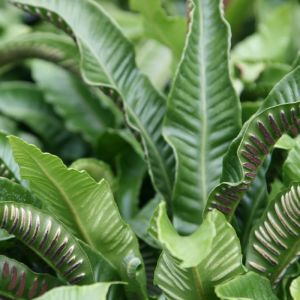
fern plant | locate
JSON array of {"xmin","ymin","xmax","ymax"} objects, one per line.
[{"xmin": 0, "ymin": 0, "xmax": 300, "ymax": 299}]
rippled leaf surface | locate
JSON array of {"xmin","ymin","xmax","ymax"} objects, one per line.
[
  {"xmin": 246, "ymin": 184, "xmax": 300, "ymax": 286},
  {"xmin": 11, "ymin": 0, "xmax": 175, "ymax": 206},
  {"xmin": 150, "ymin": 203, "xmax": 243, "ymax": 300},
  {"xmin": 163, "ymin": 0, "xmax": 241, "ymax": 232},
  {"xmin": 9, "ymin": 136, "xmax": 147, "ymax": 299}
]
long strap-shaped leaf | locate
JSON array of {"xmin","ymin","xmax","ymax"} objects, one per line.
[
  {"xmin": 11, "ymin": 0, "xmax": 175, "ymax": 206},
  {"xmin": 163, "ymin": 0, "xmax": 241, "ymax": 232},
  {"xmin": 149, "ymin": 203, "xmax": 243, "ymax": 300},
  {"xmin": 0, "ymin": 255, "xmax": 62, "ymax": 300},
  {"xmin": 9, "ymin": 137, "xmax": 147, "ymax": 299},
  {"xmin": 246, "ymin": 184, "xmax": 300, "ymax": 286},
  {"xmin": 0, "ymin": 32, "xmax": 80, "ymax": 74},
  {"xmin": 206, "ymin": 67, "xmax": 300, "ymax": 219},
  {"xmin": 0, "ymin": 202, "xmax": 95, "ymax": 285}
]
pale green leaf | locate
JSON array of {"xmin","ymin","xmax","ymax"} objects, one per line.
[
  {"xmin": 163, "ymin": 0, "xmax": 241, "ymax": 232},
  {"xmin": 149, "ymin": 202, "xmax": 215, "ymax": 268},
  {"xmin": 291, "ymin": 276, "xmax": 300, "ymax": 300},
  {"xmin": 34, "ymin": 282, "xmax": 120, "ymax": 300},
  {"xmin": 151, "ymin": 205, "xmax": 244, "ymax": 300},
  {"xmin": 70, "ymin": 158, "xmax": 115, "ymax": 187},
  {"xmin": 215, "ymin": 272, "xmax": 279, "ymax": 300},
  {"xmin": 275, "ymin": 134, "xmax": 297, "ymax": 150},
  {"xmin": 9, "ymin": 136, "xmax": 147, "ymax": 299}
]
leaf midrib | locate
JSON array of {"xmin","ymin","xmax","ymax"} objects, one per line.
[
  {"xmin": 198, "ymin": 2, "xmax": 208, "ymax": 205},
  {"xmin": 79, "ymin": 38, "xmax": 173, "ymax": 200},
  {"xmin": 192, "ymin": 266, "xmax": 205, "ymax": 299},
  {"xmin": 25, "ymin": 149, "xmax": 95, "ymax": 248}
]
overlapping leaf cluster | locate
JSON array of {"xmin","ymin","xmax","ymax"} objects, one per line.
[{"xmin": 0, "ymin": 0, "xmax": 300, "ymax": 299}]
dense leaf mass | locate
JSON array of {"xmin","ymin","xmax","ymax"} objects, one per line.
[{"xmin": 0, "ymin": 0, "xmax": 300, "ymax": 299}]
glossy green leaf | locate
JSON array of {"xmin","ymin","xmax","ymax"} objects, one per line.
[
  {"xmin": 0, "ymin": 202, "xmax": 95, "ymax": 285},
  {"xmin": 207, "ymin": 67, "xmax": 300, "ymax": 220},
  {"xmin": 149, "ymin": 202, "xmax": 215, "ymax": 267},
  {"xmin": 70, "ymin": 158, "xmax": 115, "ymax": 187},
  {"xmin": 283, "ymin": 141, "xmax": 300, "ymax": 184},
  {"xmin": 0, "ymin": 82, "xmax": 72, "ymax": 152},
  {"xmin": 0, "ymin": 255, "xmax": 62, "ymax": 300},
  {"xmin": 275, "ymin": 134, "xmax": 297, "ymax": 150},
  {"xmin": 215, "ymin": 272, "xmax": 279, "ymax": 300},
  {"xmin": 11, "ymin": 0, "xmax": 175, "ymax": 207},
  {"xmin": 163, "ymin": 0, "xmax": 241, "ymax": 231},
  {"xmin": 31, "ymin": 61, "xmax": 116, "ymax": 144},
  {"xmin": 34, "ymin": 282, "xmax": 120, "ymax": 300},
  {"xmin": 0, "ymin": 32, "xmax": 80, "ymax": 74},
  {"xmin": 246, "ymin": 184, "xmax": 300, "ymax": 286},
  {"xmin": 9, "ymin": 136, "xmax": 147, "ymax": 299},
  {"xmin": 291, "ymin": 276, "xmax": 300, "ymax": 300},
  {"xmin": 150, "ymin": 203, "xmax": 244, "ymax": 300},
  {"xmin": 129, "ymin": 0, "xmax": 185, "ymax": 60}
]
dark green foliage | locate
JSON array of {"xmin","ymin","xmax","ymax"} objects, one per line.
[{"xmin": 0, "ymin": 0, "xmax": 300, "ymax": 299}]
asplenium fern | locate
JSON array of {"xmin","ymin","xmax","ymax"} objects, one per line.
[{"xmin": 0, "ymin": 0, "xmax": 299, "ymax": 299}]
